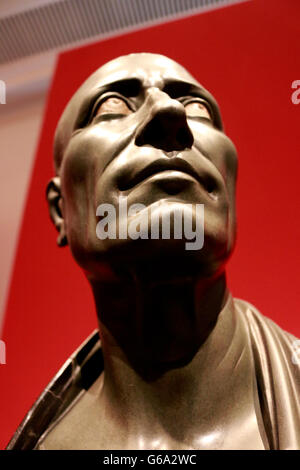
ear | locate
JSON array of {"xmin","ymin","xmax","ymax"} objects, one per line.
[{"xmin": 46, "ymin": 177, "xmax": 68, "ymax": 247}]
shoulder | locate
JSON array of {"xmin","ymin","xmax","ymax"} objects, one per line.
[
  {"xmin": 6, "ymin": 330, "xmax": 103, "ymax": 450},
  {"xmin": 233, "ymin": 297, "xmax": 300, "ymax": 449},
  {"xmin": 233, "ymin": 297, "xmax": 299, "ymax": 348}
]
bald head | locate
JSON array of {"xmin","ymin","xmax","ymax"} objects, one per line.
[
  {"xmin": 48, "ymin": 51, "xmax": 237, "ymax": 278},
  {"xmin": 54, "ymin": 53, "xmax": 223, "ymax": 172}
]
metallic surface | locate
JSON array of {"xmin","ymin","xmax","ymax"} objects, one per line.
[
  {"xmin": 7, "ymin": 53, "xmax": 300, "ymax": 449},
  {"xmin": 7, "ymin": 297, "xmax": 300, "ymax": 449}
]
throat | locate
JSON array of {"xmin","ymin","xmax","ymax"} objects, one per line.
[
  {"xmin": 134, "ymin": 281, "xmax": 220, "ymax": 369},
  {"xmin": 92, "ymin": 272, "xmax": 227, "ymax": 379}
]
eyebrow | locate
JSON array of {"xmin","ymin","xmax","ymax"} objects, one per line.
[{"xmin": 162, "ymin": 79, "xmax": 204, "ymax": 98}]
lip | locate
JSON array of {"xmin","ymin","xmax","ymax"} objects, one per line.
[
  {"xmin": 118, "ymin": 157, "xmax": 217, "ymax": 194},
  {"xmin": 140, "ymin": 170, "xmax": 199, "ymax": 194}
]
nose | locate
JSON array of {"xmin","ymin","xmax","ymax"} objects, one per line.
[{"xmin": 135, "ymin": 88, "xmax": 194, "ymax": 152}]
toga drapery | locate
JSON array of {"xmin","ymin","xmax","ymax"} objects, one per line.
[{"xmin": 7, "ymin": 295, "xmax": 300, "ymax": 450}]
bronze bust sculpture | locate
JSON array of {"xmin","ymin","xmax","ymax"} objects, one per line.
[{"xmin": 7, "ymin": 53, "xmax": 300, "ymax": 450}]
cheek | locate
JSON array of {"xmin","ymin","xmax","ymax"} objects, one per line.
[
  {"xmin": 58, "ymin": 125, "xmax": 135, "ymax": 263},
  {"xmin": 218, "ymin": 136, "xmax": 238, "ymax": 215},
  {"xmin": 190, "ymin": 122, "xmax": 238, "ymax": 239},
  {"xmin": 190, "ymin": 123, "xmax": 238, "ymax": 212},
  {"xmin": 60, "ymin": 127, "xmax": 118, "ymax": 209},
  {"xmin": 62, "ymin": 129, "xmax": 109, "ymax": 183},
  {"xmin": 189, "ymin": 122, "xmax": 238, "ymax": 179},
  {"xmin": 60, "ymin": 134, "xmax": 101, "ymax": 253},
  {"xmin": 61, "ymin": 122, "xmax": 137, "ymax": 188},
  {"xmin": 61, "ymin": 139, "xmax": 93, "ymax": 217}
]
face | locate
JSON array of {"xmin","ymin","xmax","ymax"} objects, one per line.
[{"xmin": 53, "ymin": 53, "xmax": 238, "ymax": 279}]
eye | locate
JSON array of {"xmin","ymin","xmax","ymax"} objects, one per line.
[
  {"xmin": 93, "ymin": 95, "xmax": 132, "ymax": 119},
  {"xmin": 184, "ymin": 99, "xmax": 212, "ymax": 120}
]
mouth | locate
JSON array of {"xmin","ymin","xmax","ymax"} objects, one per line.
[{"xmin": 118, "ymin": 157, "xmax": 217, "ymax": 195}]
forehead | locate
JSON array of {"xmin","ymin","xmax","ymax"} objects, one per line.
[{"xmin": 81, "ymin": 53, "xmax": 200, "ymax": 90}]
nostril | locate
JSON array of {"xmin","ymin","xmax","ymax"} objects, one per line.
[
  {"xmin": 135, "ymin": 120, "xmax": 156, "ymax": 147},
  {"xmin": 176, "ymin": 127, "xmax": 193, "ymax": 149},
  {"xmin": 135, "ymin": 102, "xmax": 194, "ymax": 151},
  {"xmin": 204, "ymin": 176, "xmax": 217, "ymax": 196}
]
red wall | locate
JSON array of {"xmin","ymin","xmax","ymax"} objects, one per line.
[{"xmin": 1, "ymin": 0, "xmax": 300, "ymax": 449}]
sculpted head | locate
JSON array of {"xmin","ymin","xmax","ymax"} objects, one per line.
[{"xmin": 47, "ymin": 53, "xmax": 238, "ymax": 280}]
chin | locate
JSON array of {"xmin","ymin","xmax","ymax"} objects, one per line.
[
  {"xmin": 77, "ymin": 236, "xmax": 231, "ymax": 284},
  {"xmin": 67, "ymin": 206, "xmax": 234, "ymax": 280}
]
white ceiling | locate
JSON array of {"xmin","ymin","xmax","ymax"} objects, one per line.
[{"xmin": 0, "ymin": 0, "xmax": 53, "ymax": 17}]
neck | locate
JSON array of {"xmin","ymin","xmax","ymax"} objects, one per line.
[
  {"xmin": 88, "ymin": 264, "xmax": 247, "ymax": 446},
  {"xmin": 91, "ymin": 260, "xmax": 229, "ymax": 379},
  {"xmin": 91, "ymin": 261, "xmax": 227, "ymax": 376}
]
